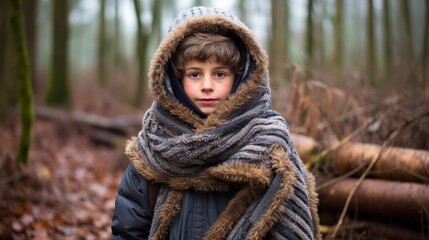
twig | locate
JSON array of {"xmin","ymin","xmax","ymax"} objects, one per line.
[
  {"xmin": 356, "ymin": 231, "xmax": 367, "ymax": 240},
  {"xmin": 403, "ymin": 168, "xmax": 429, "ymax": 183},
  {"xmin": 305, "ymin": 82, "xmax": 344, "ymax": 140},
  {"xmin": 309, "ymin": 117, "xmax": 376, "ymax": 171},
  {"xmin": 335, "ymin": 103, "xmax": 380, "ymax": 122},
  {"xmin": 328, "ymin": 109, "xmax": 429, "ymax": 239},
  {"xmin": 315, "ymin": 161, "xmax": 368, "ymax": 191}
]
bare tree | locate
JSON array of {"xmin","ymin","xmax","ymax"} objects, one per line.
[
  {"xmin": 238, "ymin": 0, "xmax": 247, "ymax": 24},
  {"xmin": 269, "ymin": 0, "xmax": 288, "ymax": 88},
  {"xmin": 46, "ymin": 0, "xmax": 71, "ymax": 107},
  {"xmin": 367, "ymin": 0, "xmax": 376, "ymax": 86},
  {"xmin": 333, "ymin": 0, "xmax": 343, "ymax": 73},
  {"xmin": 383, "ymin": 0, "xmax": 392, "ymax": 76},
  {"xmin": 23, "ymin": 0, "xmax": 38, "ymax": 91},
  {"xmin": 400, "ymin": 0, "xmax": 413, "ymax": 60},
  {"xmin": 114, "ymin": 0, "xmax": 124, "ymax": 70},
  {"xmin": 316, "ymin": 0, "xmax": 327, "ymax": 68},
  {"xmin": 11, "ymin": 0, "xmax": 35, "ymax": 164},
  {"xmin": 422, "ymin": 0, "xmax": 429, "ymax": 83},
  {"xmin": 132, "ymin": 0, "xmax": 148, "ymax": 107},
  {"xmin": 0, "ymin": 0, "xmax": 18, "ymax": 119},
  {"xmin": 194, "ymin": 0, "xmax": 203, "ymax": 6},
  {"xmin": 305, "ymin": 0, "xmax": 314, "ymax": 79},
  {"xmin": 151, "ymin": 0, "xmax": 162, "ymax": 50},
  {"xmin": 97, "ymin": 0, "xmax": 107, "ymax": 86}
]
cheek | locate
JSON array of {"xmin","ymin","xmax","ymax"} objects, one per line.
[
  {"xmin": 183, "ymin": 81, "xmax": 197, "ymax": 98},
  {"xmin": 217, "ymin": 82, "xmax": 233, "ymax": 99}
]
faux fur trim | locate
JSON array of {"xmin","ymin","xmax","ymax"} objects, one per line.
[
  {"xmin": 246, "ymin": 144, "xmax": 298, "ymax": 239},
  {"xmin": 151, "ymin": 190, "xmax": 184, "ymax": 240},
  {"xmin": 307, "ymin": 172, "xmax": 322, "ymax": 240},
  {"xmin": 148, "ymin": 14, "xmax": 269, "ymax": 131},
  {"xmin": 206, "ymin": 161, "xmax": 272, "ymax": 189},
  {"xmin": 203, "ymin": 188, "xmax": 264, "ymax": 240},
  {"xmin": 126, "ymin": 137, "xmax": 273, "ymax": 191}
]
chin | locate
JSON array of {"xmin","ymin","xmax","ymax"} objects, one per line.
[{"xmin": 200, "ymin": 109, "xmax": 215, "ymax": 115}]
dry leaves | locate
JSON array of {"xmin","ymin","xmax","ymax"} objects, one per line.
[{"xmin": 0, "ymin": 117, "xmax": 125, "ymax": 239}]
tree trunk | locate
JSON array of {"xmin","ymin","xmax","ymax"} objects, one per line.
[
  {"xmin": 327, "ymin": 142, "xmax": 429, "ymax": 183},
  {"xmin": 382, "ymin": 0, "xmax": 392, "ymax": 77},
  {"xmin": 11, "ymin": 0, "xmax": 35, "ymax": 165},
  {"xmin": 114, "ymin": 0, "xmax": 124, "ymax": 70},
  {"xmin": 0, "ymin": 0, "xmax": 18, "ymax": 119},
  {"xmin": 46, "ymin": 0, "xmax": 70, "ymax": 107},
  {"xmin": 283, "ymin": 0, "xmax": 289, "ymax": 72},
  {"xmin": 97, "ymin": 0, "xmax": 107, "ymax": 86},
  {"xmin": 238, "ymin": 0, "xmax": 247, "ymax": 24},
  {"xmin": 423, "ymin": 0, "xmax": 429, "ymax": 84},
  {"xmin": 317, "ymin": 0, "xmax": 327, "ymax": 69},
  {"xmin": 269, "ymin": 0, "xmax": 287, "ymax": 88},
  {"xmin": 305, "ymin": 0, "xmax": 314, "ymax": 79},
  {"xmin": 132, "ymin": 0, "xmax": 148, "ymax": 107},
  {"xmin": 318, "ymin": 178, "xmax": 429, "ymax": 223},
  {"xmin": 333, "ymin": 0, "xmax": 343, "ymax": 74},
  {"xmin": 401, "ymin": 0, "xmax": 413, "ymax": 61},
  {"xmin": 151, "ymin": 0, "xmax": 162, "ymax": 50},
  {"xmin": 367, "ymin": 0, "xmax": 376, "ymax": 86},
  {"xmin": 23, "ymin": 0, "xmax": 38, "ymax": 92}
]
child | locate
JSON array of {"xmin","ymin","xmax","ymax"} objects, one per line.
[{"xmin": 112, "ymin": 6, "xmax": 321, "ymax": 240}]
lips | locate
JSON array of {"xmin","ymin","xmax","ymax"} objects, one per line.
[{"xmin": 197, "ymin": 98, "xmax": 218, "ymax": 105}]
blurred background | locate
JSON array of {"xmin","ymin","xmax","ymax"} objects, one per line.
[
  {"xmin": 1, "ymin": 0, "xmax": 427, "ymax": 111},
  {"xmin": 0, "ymin": 0, "xmax": 428, "ymax": 239}
]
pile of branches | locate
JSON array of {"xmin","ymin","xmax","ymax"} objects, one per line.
[
  {"xmin": 284, "ymin": 79, "xmax": 429, "ymax": 239},
  {"xmin": 293, "ymin": 133, "xmax": 429, "ymax": 239}
]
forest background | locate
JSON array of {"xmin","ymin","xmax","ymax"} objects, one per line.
[{"xmin": 0, "ymin": 0, "xmax": 428, "ymax": 239}]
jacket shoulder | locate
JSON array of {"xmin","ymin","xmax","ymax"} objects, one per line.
[{"xmin": 112, "ymin": 164, "xmax": 153, "ymax": 239}]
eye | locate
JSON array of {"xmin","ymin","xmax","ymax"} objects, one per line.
[
  {"xmin": 187, "ymin": 72, "xmax": 201, "ymax": 78},
  {"xmin": 214, "ymin": 72, "xmax": 227, "ymax": 79}
]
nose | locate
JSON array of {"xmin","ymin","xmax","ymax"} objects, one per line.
[{"xmin": 201, "ymin": 76, "xmax": 213, "ymax": 92}]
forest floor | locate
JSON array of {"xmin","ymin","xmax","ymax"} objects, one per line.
[
  {"xmin": 0, "ymin": 84, "xmax": 142, "ymax": 239},
  {"xmin": 0, "ymin": 114, "xmax": 131, "ymax": 240}
]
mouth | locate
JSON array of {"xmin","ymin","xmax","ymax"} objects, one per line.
[{"xmin": 197, "ymin": 98, "xmax": 218, "ymax": 105}]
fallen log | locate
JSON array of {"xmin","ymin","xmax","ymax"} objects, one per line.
[
  {"xmin": 34, "ymin": 105, "xmax": 141, "ymax": 135},
  {"xmin": 328, "ymin": 142, "xmax": 429, "ymax": 182},
  {"xmin": 290, "ymin": 133, "xmax": 429, "ymax": 183},
  {"xmin": 347, "ymin": 220, "xmax": 427, "ymax": 240},
  {"xmin": 318, "ymin": 178, "xmax": 429, "ymax": 223},
  {"xmin": 319, "ymin": 214, "xmax": 427, "ymax": 240},
  {"xmin": 290, "ymin": 133, "xmax": 319, "ymax": 161},
  {"xmin": 91, "ymin": 129, "xmax": 127, "ymax": 148}
]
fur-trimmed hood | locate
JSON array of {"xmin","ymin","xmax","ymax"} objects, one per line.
[{"xmin": 148, "ymin": 7, "xmax": 269, "ymax": 132}]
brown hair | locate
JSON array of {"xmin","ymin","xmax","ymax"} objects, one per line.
[{"xmin": 171, "ymin": 33, "xmax": 244, "ymax": 78}]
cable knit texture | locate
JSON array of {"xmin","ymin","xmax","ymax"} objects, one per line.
[{"xmin": 127, "ymin": 6, "xmax": 321, "ymax": 240}]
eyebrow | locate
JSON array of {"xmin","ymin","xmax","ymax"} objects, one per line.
[{"xmin": 184, "ymin": 66, "xmax": 231, "ymax": 71}]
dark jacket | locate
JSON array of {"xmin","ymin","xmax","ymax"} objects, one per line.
[{"xmin": 112, "ymin": 164, "xmax": 236, "ymax": 240}]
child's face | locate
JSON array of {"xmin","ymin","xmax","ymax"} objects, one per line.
[{"xmin": 182, "ymin": 60, "xmax": 235, "ymax": 115}]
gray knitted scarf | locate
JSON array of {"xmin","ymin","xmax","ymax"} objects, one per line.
[
  {"xmin": 137, "ymin": 89, "xmax": 284, "ymax": 177},
  {"xmin": 132, "ymin": 82, "xmax": 318, "ymax": 240}
]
